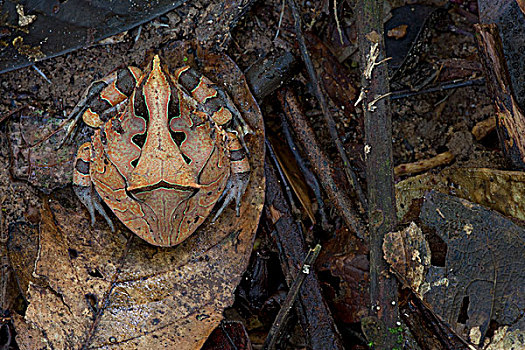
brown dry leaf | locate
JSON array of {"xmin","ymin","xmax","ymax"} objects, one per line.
[
  {"xmin": 11, "ymin": 42, "xmax": 265, "ymax": 349},
  {"xmin": 518, "ymin": 0, "xmax": 525, "ymax": 14},
  {"xmin": 13, "ymin": 162, "xmax": 263, "ymax": 348},
  {"xmin": 396, "ymin": 167, "xmax": 525, "ymax": 222},
  {"xmin": 317, "ymin": 226, "xmax": 369, "ymax": 324},
  {"xmin": 202, "ymin": 321, "xmax": 252, "ymax": 350},
  {"xmin": 483, "ymin": 326, "xmax": 525, "ymax": 349},
  {"xmin": 306, "ymin": 33, "xmax": 358, "ymax": 114},
  {"xmin": 268, "ymin": 134, "xmax": 315, "ymax": 223},
  {"xmin": 10, "ymin": 313, "xmax": 47, "ymax": 349},
  {"xmin": 6, "ymin": 221, "xmax": 39, "ymax": 298},
  {"xmin": 383, "ymin": 222, "xmax": 431, "ymax": 296},
  {"xmin": 419, "ymin": 191, "xmax": 525, "ymax": 345},
  {"xmin": 387, "ymin": 24, "xmax": 408, "ymax": 39},
  {"xmin": 19, "ymin": 200, "xmax": 244, "ymax": 348}
]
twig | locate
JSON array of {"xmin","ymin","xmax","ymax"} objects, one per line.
[
  {"xmin": 394, "ymin": 151, "xmax": 455, "ymax": 177},
  {"xmin": 264, "ymin": 160, "xmax": 343, "ymax": 349},
  {"xmin": 32, "ymin": 65, "xmax": 51, "ymax": 84},
  {"xmin": 471, "ymin": 116, "xmax": 496, "ymax": 141},
  {"xmin": 278, "ymin": 89, "xmax": 365, "ymax": 238},
  {"xmin": 280, "ymin": 114, "xmax": 329, "ymax": 229},
  {"xmin": 266, "ymin": 139, "xmax": 299, "ymax": 215},
  {"xmin": 356, "ymin": 0, "xmax": 399, "ymax": 335},
  {"xmin": 287, "ymin": 0, "xmax": 368, "ymax": 211},
  {"xmin": 0, "ymin": 104, "xmax": 28, "ymax": 125},
  {"xmin": 263, "ymin": 244, "xmax": 322, "ymax": 350},
  {"xmin": 390, "ymin": 77, "xmax": 485, "ymax": 100},
  {"xmin": 274, "ymin": 0, "xmax": 286, "ymax": 41},
  {"xmin": 333, "ymin": 0, "xmax": 344, "ymax": 45}
]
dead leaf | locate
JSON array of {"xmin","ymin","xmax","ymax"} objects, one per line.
[
  {"xmin": 396, "ymin": 167, "xmax": 525, "ymax": 222},
  {"xmin": 13, "ymin": 155, "xmax": 264, "ymax": 348},
  {"xmin": 6, "ymin": 221, "xmax": 39, "ymax": 298},
  {"xmin": 317, "ymin": 226, "xmax": 369, "ymax": 324},
  {"xmin": 387, "ymin": 24, "xmax": 408, "ymax": 39},
  {"xmin": 383, "ymin": 222, "xmax": 431, "ymax": 296},
  {"xmin": 268, "ymin": 134, "xmax": 315, "ymax": 223},
  {"xmin": 202, "ymin": 321, "xmax": 253, "ymax": 350},
  {"xmin": 518, "ymin": 0, "xmax": 525, "ymax": 14},
  {"xmin": 306, "ymin": 33, "xmax": 358, "ymax": 115},
  {"xmin": 483, "ymin": 326, "xmax": 525, "ymax": 349},
  {"xmin": 419, "ymin": 191, "xmax": 525, "ymax": 344}
]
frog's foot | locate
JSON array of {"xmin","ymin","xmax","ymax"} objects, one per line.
[
  {"xmin": 212, "ymin": 172, "xmax": 250, "ymax": 221},
  {"xmin": 74, "ymin": 185, "xmax": 115, "ymax": 232}
]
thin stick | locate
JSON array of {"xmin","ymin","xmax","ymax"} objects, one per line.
[
  {"xmin": 333, "ymin": 0, "xmax": 344, "ymax": 45},
  {"xmin": 0, "ymin": 104, "xmax": 28, "ymax": 125},
  {"xmin": 262, "ymin": 244, "xmax": 322, "ymax": 350},
  {"xmin": 274, "ymin": 0, "xmax": 286, "ymax": 41},
  {"xmin": 287, "ymin": 0, "xmax": 368, "ymax": 211},
  {"xmin": 390, "ymin": 77, "xmax": 485, "ymax": 100}
]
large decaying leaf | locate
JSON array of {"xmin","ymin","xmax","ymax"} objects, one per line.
[
  {"xmin": 396, "ymin": 167, "xmax": 525, "ymax": 222},
  {"xmin": 0, "ymin": 0, "xmax": 186, "ymax": 73},
  {"xmin": 10, "ymin": 43, "xmax": 265, "ymax": 349},
  {"xmin": 418, "ymin": 191, "xmax": 524, "ymax": 345}
]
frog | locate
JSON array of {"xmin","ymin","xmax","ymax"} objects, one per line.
[{"xmin": 66, "ymin": 53, "xmax": 251, "ymax": 247}]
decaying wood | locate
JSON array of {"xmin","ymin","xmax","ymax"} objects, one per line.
[
  {"xmin": 263, "ymin": 244, "xmax": 321, "ymax": 350},
  {"xmin": 399, "ymin": 290, "xmax": 473, "ymax": 350},
  {"xmin": 280, "ymin": 114, "xmax": 329, "ymax": 229},
  {"xmin": 474, "ymin": 23, "xmax": 525, "ymax": 169},
  {"xmin": 278, "ymin": 88, "xmax": 365, "ymax": 238},
  {"xmin": 356, "ymin": 0, "xmax": 399, "ymax": 335},
  {"xmin": 244, "ymin": 52, "xmax": 297, "ymax": 101},
  {"xmin": 264, "ymin": 159, "xmax": 343, "ymax": 350},
  {"xmin": 475, "ymin": 24, "xmax": 525, "ymax": 169},
  {"xmin": 472, "ymin": 116, "xmax": 497, "ymax": 141}
]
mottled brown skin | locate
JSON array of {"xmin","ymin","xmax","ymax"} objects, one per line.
[{"xmin": 71, "ymin": 55, "xmax": 250, "ymax": 246}]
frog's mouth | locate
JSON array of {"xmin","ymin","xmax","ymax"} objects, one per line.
[{"xmin": 128, "ymin": 181, "xmax": 200, "ymax": 195}]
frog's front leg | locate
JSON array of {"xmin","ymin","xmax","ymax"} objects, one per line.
[
  {"xmin": 73, "ymin": 142, "xmax": 115, "ymax": 231},
  {"xmin": 213, "ymin": 132, "xmax": 251, "ymax": 220},
  {"xmin": 175, "ymin": 65, "xmax": 252, "ymax": 219},
  {"xmin": 175, "ymin": 66, "xmax": 252, "ymax": 149},
  {"xmin": 62, "ymin": 66, "xmax": 143, "ymax": 144}
]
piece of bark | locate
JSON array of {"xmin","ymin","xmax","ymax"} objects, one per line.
[
  {"xmin": 478, "ymin": 0, "xmax": 525, "ymax": 110},
  {"xmin": 399, "ymin": 290, "xmax": 472, "ymax": 350},
  {"xmin": 471, "ymin": 116, "xmax": 496, "ymax": 141},
  {"xmin": 474, "ymin": 23, "xmax": 525, "ymax": 169}
]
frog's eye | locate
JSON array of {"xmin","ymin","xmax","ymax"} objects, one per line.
[
  {"xmin": 171, "ymin": 131, "xmax": 186, "ymax": 146},
  {"xmin": 169, "ymin": 131, "xmax": 192, "ymax": 165},
  {"xmin": 168, "ymin": 89, "xmax": 181, "ymax": 120},
  {"xmin": 133, "ymin": 84, "xmax": 148, "ymax": 124},
  {"xmin": 131, "ymin": 133, "xmax": 146, "ymax": 149}
]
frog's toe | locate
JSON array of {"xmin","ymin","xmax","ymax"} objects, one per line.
[
  {"xmin": 212, "ymin": 172, "xmax": 250, "ymax": 221},
  {"xmin": 74, "ymin": 185, "xmax": 115, "ymax": 232}
]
